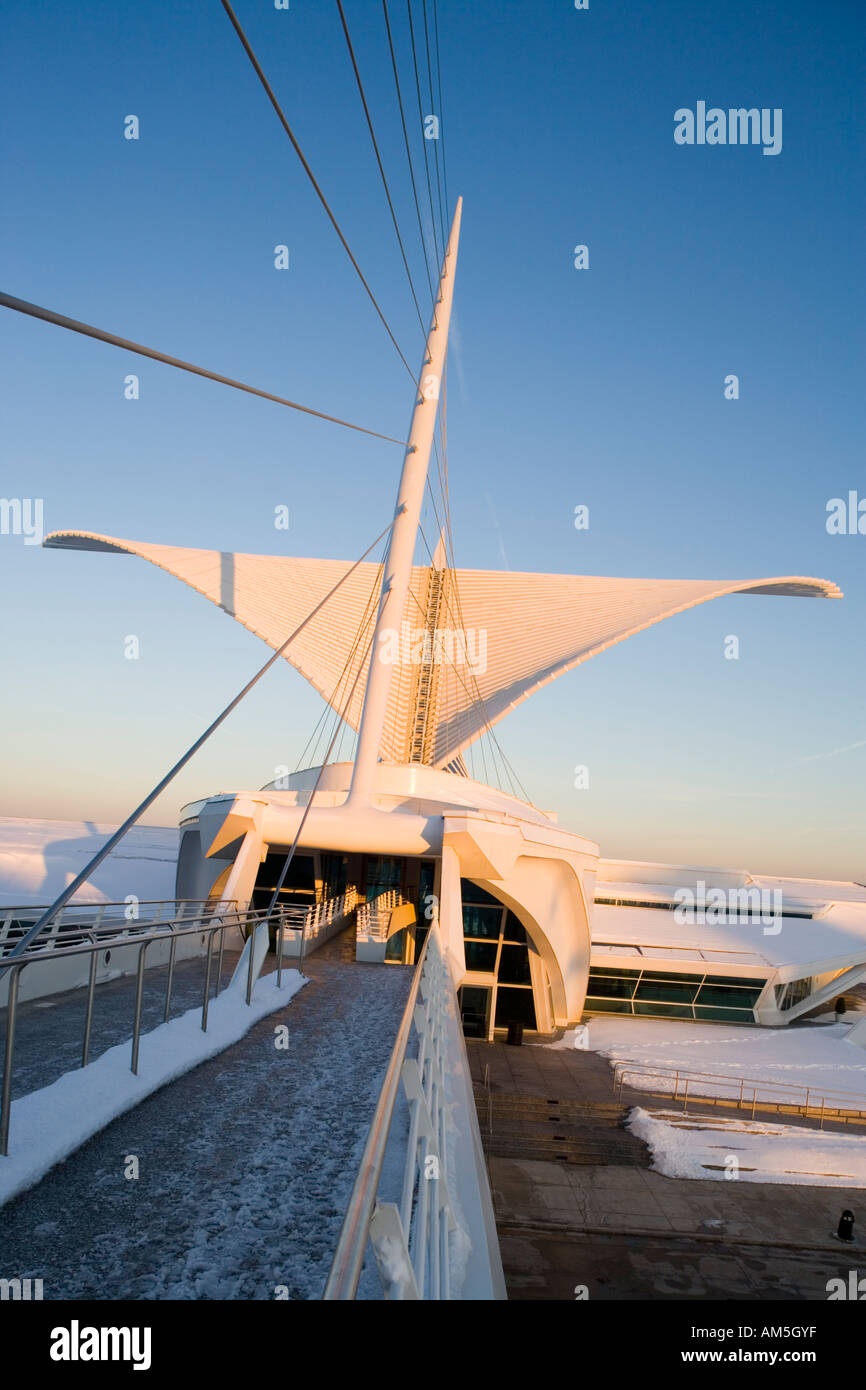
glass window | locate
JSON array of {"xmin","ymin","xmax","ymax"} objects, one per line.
[
  {"xmin": 252, "ymin": 851, "xmax": 315, "ymax": 909},
  {"xmin": 459, "ymin": 880, "xmax": 502, "ymax": 907},
  {"xmin": 693, "ymin": 1005, "xmax": 756, "ymax": 1023},
  {"xmin": 702, "ymin": 974, "xmax": 766, "ymax": 988},
  {"xmin": 502, "ymin": 912, "xmax": 526, "ymax": 943},
  {"xmin": 464, "ymin": 940, "xmax": 498, "ymax": 973},
  {"xmin": 462, "ymin": 904, "xmax": 502, "ymax": 939},
  {"xmin": 633, "ymin": 1001, "xmax": 694, "ymax": 1019},
  {"xmin": 774, "ymin": 977, "xmax": 811, "ymax": 1011},
  {"xmin": 584, "ymin": 997, "xmax": 632, "ymax": 1014},
  {"xmin": 640, "ymin": 970, "xmax": 705, "ymax": 983},
  {"xmin": 494, "ymin": 986, "xmax": 537, "ymax": 1029},
  {"xmin": 460, "ymin": 986, "xmax": 490, "ymax": 1038},
  {"xmin": 586, "ymin": 972, "xmax": 638, "ymax": 999},
  {"xmin": 696, "ymin": 983, "xmax": 764, "ymax": 1008},
  {"xmin": 365, "ymin": 856, "xmax": 402, "ymax": 898},
  {"xmin": 590, "ymin": 967, "xmax": 641, "ymax": 979},
  {"xmin": 320, "ymin": 853, "xmax": 347, "ymax": 899},
  {"xmin": 634, "ymin": 977, "xmax": 700, "ymax": 1004},
  {"xmin": 385, "ymin": 929, "xmax": 406, "ymax": 962},
  {"xmin": 498, "ymin": 943, "xmax": 532, "ymax": 985}
]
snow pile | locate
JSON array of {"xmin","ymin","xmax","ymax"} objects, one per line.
[
  {"xmin": 628, "ymin": 1106, "xmax": 866, "ymax": 1187},
  {"xmin": 0, "ymin": 816, "xmax": 179, "ymax": 906},
  {"xmin": 547, "ymin": 1024, "xmax": 591, "ymax": 1051},
  {"xmin": 585, "ymin": 1015, "xmax": 866, "ymax": 1109},
  {"xmin": 0, "ymin": 963, "xmax": 305, "ymax": 1210}
]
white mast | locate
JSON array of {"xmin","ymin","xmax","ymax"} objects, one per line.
[{"xmin": 347, "ymin": 196, "xmax": 463, "ymax": 806}]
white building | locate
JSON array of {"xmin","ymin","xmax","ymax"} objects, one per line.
[{"xmin": 40, "ymin": 199, "xmax": 866, "ymax": 1037}]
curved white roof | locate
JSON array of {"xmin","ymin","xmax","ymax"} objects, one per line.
[{"xmin": 43, "ymin": 530, "xmax": 841, "ymax": 768}]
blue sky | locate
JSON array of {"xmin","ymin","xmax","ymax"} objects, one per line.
[{"xmin": 1, "ymin": 0, "xmax": 864, "ymax": 878}]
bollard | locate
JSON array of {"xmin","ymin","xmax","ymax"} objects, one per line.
[{"xmin": 837, "ymin": 1210, "xmax": 855, "ymax": 1243}]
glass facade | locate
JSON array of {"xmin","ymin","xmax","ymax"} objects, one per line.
[
  {"xmin": 774, "ymin": 977, "xmax": 813, "ymax": 1011},
  {"xmin": 320, "ymin": 853, "xmax": 348, "ymax": 899},
  {"xmin": 585, "ymin": 966, "xmax": 765, "ymax": 1023},
  {"xmin": 251, "ymin": 850, "xmax": 316, "ymax": 910},
  {"xmin": 459, "ymin": 880, "xmax": 537, "ymax": 1034},
  {"xmin": 364, "ymin": 855, "xmax": 402, "ymax": 899}
]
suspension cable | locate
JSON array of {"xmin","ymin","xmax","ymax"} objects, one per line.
[
  {"xmin": 382, "ymin": 0, "xmax": 436, "ymax": 307},
  {"xmin": 432, "ymin": 0, "xmax": 450, "ymax": 219},
  {"xmin": 335, "ymin": 0, "xmax": 428, "ymax": 341},
  {"xmin": 406, "ymin": 0, "xmax": 441, "ymax": 268},
  {"xmin": 421, "ymin": 0, "xmax": 447, "ymax": 243},
  {"xmin": 220, "ymin": 0, "xmax": 419, "ymax": 388},
  {"xmin": 0, "ymin": 292, "xmax": 408, "ymax": 447}
]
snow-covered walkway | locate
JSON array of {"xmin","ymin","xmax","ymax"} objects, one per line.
[{"xmin": 0, "ymin": 945, "xmax": 412, "ymax": 1299}]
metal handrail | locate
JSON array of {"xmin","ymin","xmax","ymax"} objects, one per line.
[
  {"xmin": 0, "ymin": 899, "xmax": 237, "ymax": 958},
  {"xmin": 0, "ymin": 898, "xmax": 223, "ymax": 914},
  {"xmin": 323, "ymin": 924, "xmax": 433, "ymax": 1300},
  {"xmin": 273, "ymin": 887, "xmax": 360, "ymax": 977},
  {"xmin": 612, "ymin": 1058, "xmax": 866, "ymax": 1123},
  {"xmin": 355, "ymin": 888, "xmax": 406, "ymax": 943},
  {"xmin": 0, "ymin": 902, "xmax": 301, "ymax": 1156}
]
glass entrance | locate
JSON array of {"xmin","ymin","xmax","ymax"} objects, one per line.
[
  {"xmin": 460, "ymin": 881, "xmax": 539, "ymax": 1036},
  {"xmin": 459, "ymin": 985, "xmax": 492, "ymax": 1039}
]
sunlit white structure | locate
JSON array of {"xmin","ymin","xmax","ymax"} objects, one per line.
[{"xmin": 43, "ymin": 199, "xmax": 863, "ymax": 1038}]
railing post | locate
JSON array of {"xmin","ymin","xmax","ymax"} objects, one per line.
[
  {"xmin": 245, "ymin": 912, "xmax": 256, "ymax": 1006},
  {"xmin": 1, "ymin": 963, "xmax": 23, "ymax": 1156},
  {"xmin": 81, "ymin": 951, "xmax": 98, "ymax": 1067},
  {"xmin": 131, "ymin": 942, "xmax": 149, "ymax": 1075},
  {"xmin": 277, "ymin": 911, "xmax": 285, "ymax": 988},
  {"xmin": 297, "ymin": 905, "xmax": 314, "ymax": 978},
  {"xmin": 215, "ymin": 917, "xmax": 226, "ymax": 994},
  {"xmin": 202, "ymin": 928, "xmax": 216, "ymax": 1031},
  {"xmin": 164, "ymin": 931, "xmax": 178, "ymax": 1023}
]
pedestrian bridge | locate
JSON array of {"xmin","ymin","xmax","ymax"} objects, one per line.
[{"xmin": 0, "ymin": 902, "xmax": 504, "ymax": 1300}]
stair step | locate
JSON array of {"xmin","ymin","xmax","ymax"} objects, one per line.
[{"xmin": 483, "ymin": 1136, "xmax": 646, "ymax": 1166}]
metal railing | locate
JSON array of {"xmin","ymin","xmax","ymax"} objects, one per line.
[
  {"xmin": 0, "ymin": 902, "xmax": 302, "ymax": 1156},
  {"xmin": 0, "ymin": 899, "xmax": 231, "ymax": 957},
  {"xmin": 612, "ymin": 1059, "xmax": 866, "ymax": 1129},
  {"xmin": 276, "ymin": 887, "xmax": 359, "ymax": 962},
  {"xmin": 355, "ymin": 889, "xmax": 406, "ymax": 944},
  {"xmin": 324, "ymin": 921, "xmax": 459, "ymax": 1300}
]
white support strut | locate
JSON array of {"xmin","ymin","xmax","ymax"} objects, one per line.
[{"xmin": 347, "ymin": 197, "xmax": 463, "ymax": 806}]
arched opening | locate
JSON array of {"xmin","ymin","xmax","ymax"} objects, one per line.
[{"xmin": 457, "ymin": 880, "xmax": 557, "ymax": 1039}]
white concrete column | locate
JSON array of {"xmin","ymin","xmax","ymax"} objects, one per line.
[{"xmin": 438, "ymin": 842, "xmax": 467, "ymax": 983}]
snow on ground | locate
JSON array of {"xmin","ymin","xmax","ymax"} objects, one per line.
[
  {"xmin": 0, "ymin": 816, "xmax": 178, "ymax": 906},
  {"xmin": 0, "ymin": 945, "xmax": 305, "ymax": 1209},
  {"xmin": 584, "ymin": 1015, "xmax": 866, "ymax": 1109},
  {"xmin": 629, "ymin": 1106, "xmax": 866, "ymax": 1187}
]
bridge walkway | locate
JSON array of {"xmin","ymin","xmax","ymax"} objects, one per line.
[{"xmin": 0, "ymin": 926, "xmax": 411, "ymax": 1300}]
